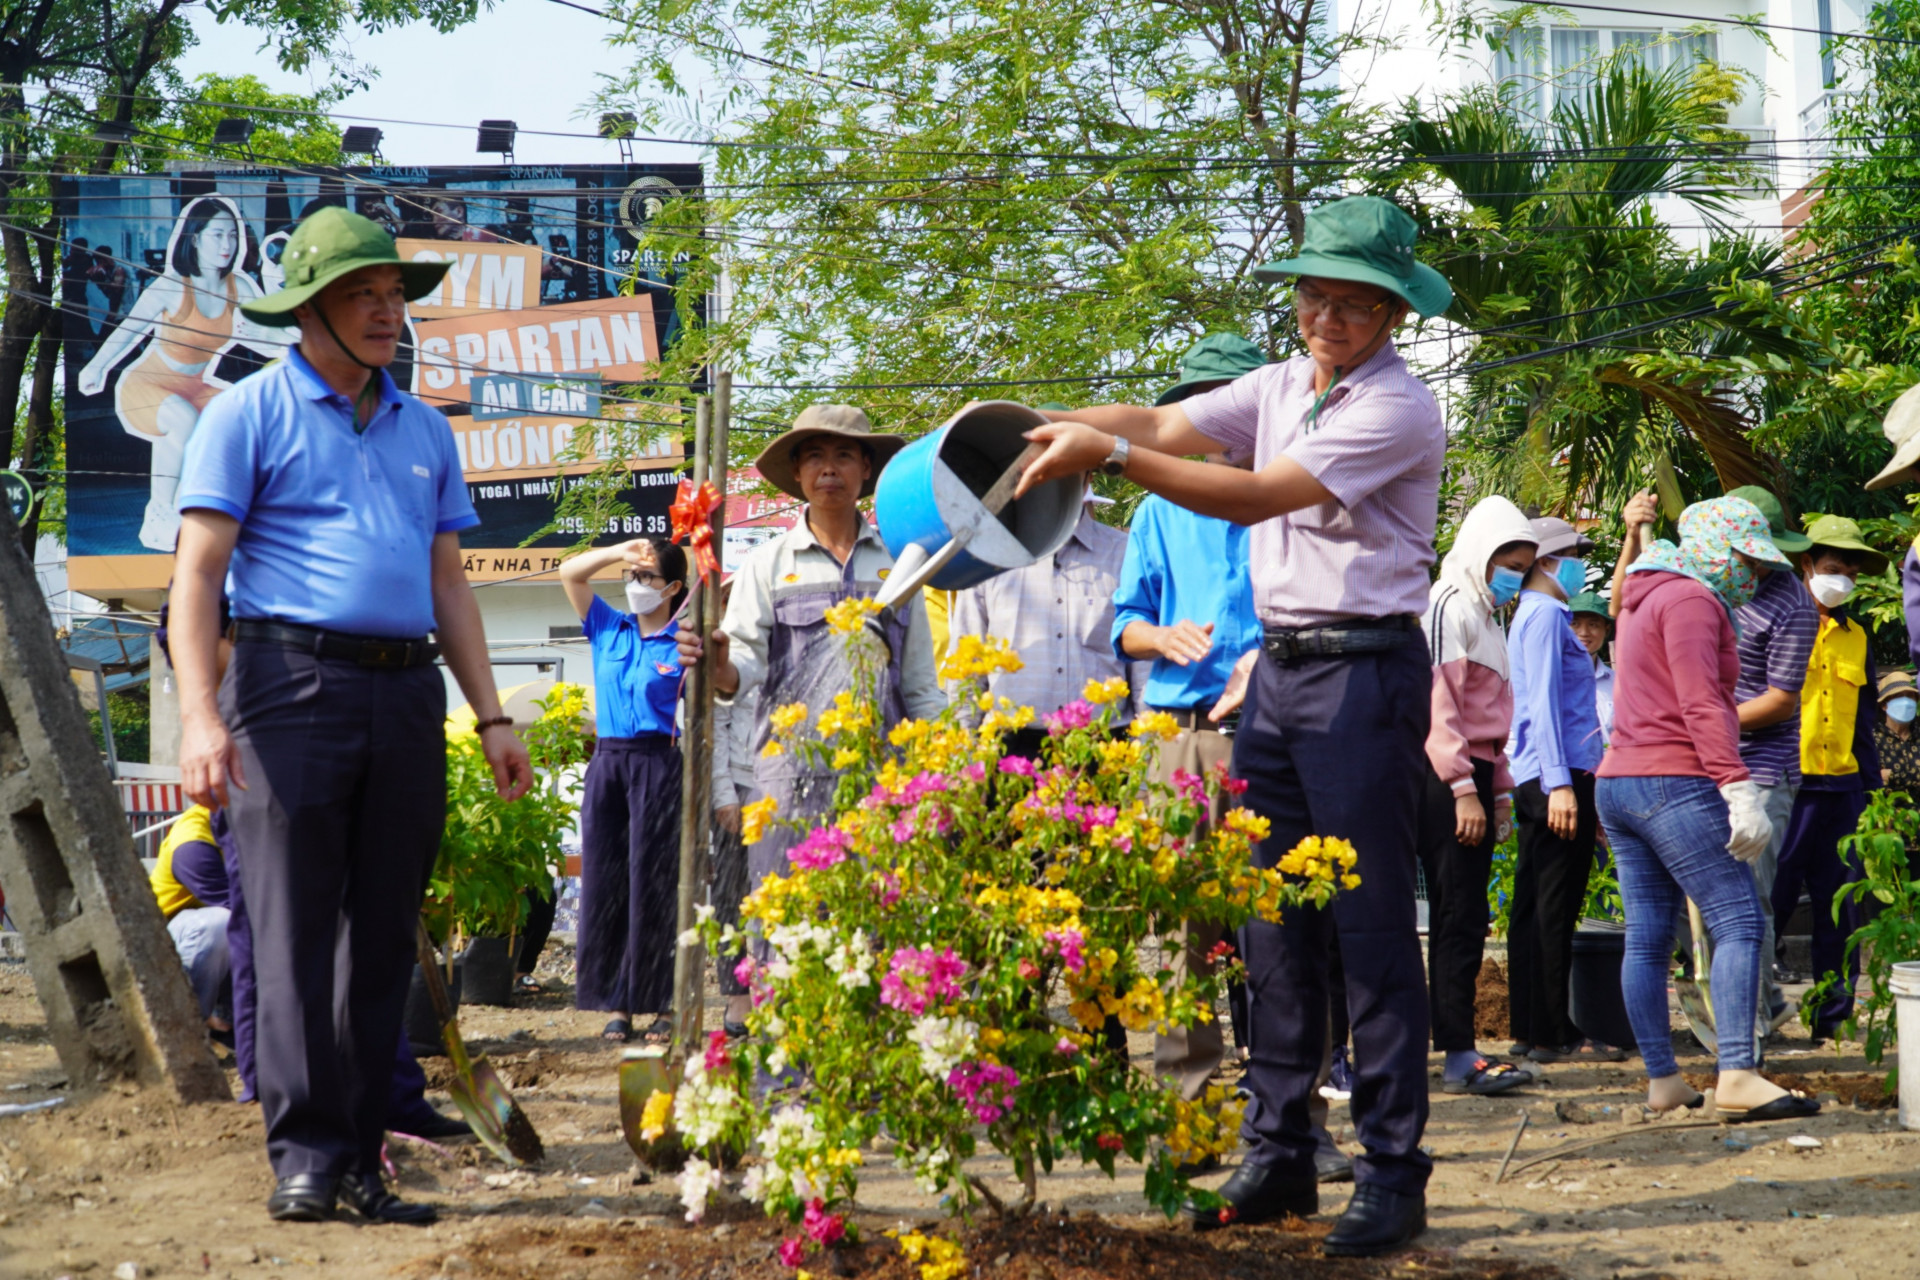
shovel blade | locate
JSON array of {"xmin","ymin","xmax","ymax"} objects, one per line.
[
  {"xmin": 446, "ymin": 1052, "xmax": 545, "ymax": 1167},
  {"xmin": 618, "ymin": 1047, "xmax": 678, "ymax": 1157}
]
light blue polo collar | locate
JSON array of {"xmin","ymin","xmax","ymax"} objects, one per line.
[{"xmin": 285, "ymin": 345, "xmax": 404, "ymax": 410}]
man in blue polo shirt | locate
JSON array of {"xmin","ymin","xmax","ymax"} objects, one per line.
[{"xmin": 170, "ymin": 208, "xmax": 531, "ymax": 1225}]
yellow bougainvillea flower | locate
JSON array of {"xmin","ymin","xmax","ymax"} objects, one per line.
[
  {"xmin": 939, "ymin": 634, "xmax": 1025, "ymax": 682},
  {"xmin": 824, "ymin": 596, "xmax": 883, "ymax": 636},
  {"xmin": 638, "ymin": 1087, "xmax": 674, "ymax": 1142},
  {"xmin": 770, "ymin": 701, "xmax": 809, "ymax": 734},
  {"xmin": 1128, "ymin": 710, "xmax": 1181, "ymax": 741},
  {"xmin": 1083, "ymin": 676, "xmax": 1130, "ymax": 706},
  {"xmin": 741, "ymin": 795, "xmax": 778, "ymax": 845}
]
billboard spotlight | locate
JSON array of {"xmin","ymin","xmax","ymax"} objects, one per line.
[
  {"xmin": 341, "ymin": 126, "xmax": 384, "ymax": 157},
  {"xmin": 211, "ymin": 117, "xmax": 256, "ymax": 150},
  {"xmin": 476, "ymin": 119, "xmax": 518, "ymax": 160},
  {"xmin": 90, "ymin": 119, "xmax": 135, "ymax": 145},
  {"xmin": 600, "ymin": 112, "xmax": 637, "ymax": 161}
]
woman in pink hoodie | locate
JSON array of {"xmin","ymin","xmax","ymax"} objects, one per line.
[
  {"xmin": 1418, "ymin": 496, "xmax": 1538, "ymax": 1094},
  {"xmin": 1597, "ymin": 496, "xmax": 1818, "ymax": 1122}
]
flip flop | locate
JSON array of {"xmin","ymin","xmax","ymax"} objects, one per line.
[
  {"xmin": 1717, "ymin": 1091, "xmax": 1820, "ymax": 1123},
  {"xmin": 602, "ymin": 1018, "xmax": 633, "ymax": 1042},
  {"xmin": 1443, "ymin": 1059, "xmax": 1530, "ymax": 1095},
  {"xmin": 1567, "ymin": 1040, "xmax": 1630, "ymax": 1063},
  {"xmin": 515, "ymin": 975, "xmax": 544, "ymax": 995},
  {"xmin": 641, "ymin": 1015, "xmax": 674, "ymax": 1045},
  {"xmin": 723, "ymin": 1018, "xmax": 750, "ymax": 1040},
  {"xmin": 1647, "ymin": 1091, "xmax": 1706, "ymax": 1115}
]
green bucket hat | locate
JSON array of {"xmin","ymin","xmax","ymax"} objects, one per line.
[
  {"xmin": 1155, "ymin": 333, "xmax": 1266, "ymax": 406},
  {"xmin": 1567, "ymin": 590, "xmax": 1611, "ymax": 621},
  {"xmin": 1804, "ymin": 514, "xmax": 1889, "ymax": 576},
  {"xmin": 242, "ymin": 207, "xmax": 451, "ymax": 327},
  {"xmin": 1254, "ymin": 196, "xmax": 1452, "ymax": 318},
  {"xmin": 1725, "ymin": 485, "xmax": 1811, "ymax": 554}
]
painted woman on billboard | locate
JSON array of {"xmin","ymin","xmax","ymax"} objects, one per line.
[{"xmin": 74, "ymin": 195, "xmax": 281, "ymax": 551}]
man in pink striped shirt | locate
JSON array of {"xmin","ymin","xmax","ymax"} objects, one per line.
[{"xmin": 1017, "ymin": 196, "xmax": 1449, "ymax": 1256}]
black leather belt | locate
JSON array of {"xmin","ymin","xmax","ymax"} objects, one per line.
[
  {"xmin": 1262, "ymin": 615, "xmax": 1419, "ymax": 663},
  {"xmin": 1150, "ymin": 705, "xmax": 1239, "ymax": 733},
  {"xmin": 230, "ymin": 619, "xmax": 440, "ymax": 669}
]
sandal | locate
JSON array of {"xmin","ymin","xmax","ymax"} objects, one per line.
[
  {"xmin": 601, "ymin": 1017, "xmax": 632, "ymax": 1042},
  {"xmin": 641, "ymin": 1015, "xmax": 675, "ymax": 1045},
  {"xmin": 1647, "ymin": 1091, "xmax": 1706, "ymax": 1115},
  {"xmin": 723, "ymin": 1018, "xmax": 750, "ymax": 1040},
  {"xmin": 1443, "ymin": 1059, "xmax": 1530, "ymax": 1095},
  {"xmin": 514, "ymin": 975, "xmax": 544, "ymax": 995},
  {"xmin": 1717, "ymin": 1090, "xmax": 1820, "ymax": 1123},
  {"xmin": 1567, "ymin": 1040, "xmax": 1630, "ymax": 1063}
]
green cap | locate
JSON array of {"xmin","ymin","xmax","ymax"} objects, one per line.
[
  {"xmin": 1567, "ymin": 591, "xmax": 1611, "ymax": 620},
  {"xmin": 242, "ymin": 207, "xmax": 451, "ymax": 328},
  {"xmin": 1254, "ymin": 196, "xmax": 1452, "ymax": 318},
  {"xmin": 1725, "ymin": 485, "xmax": 1812, "ymax": 554},
  {"xmin": 1155, "ymin": 333, "xmax": 1266, "ymax": 406},
  {"xmin": 1804, "ymin": 514, "xmax": 1890, "ymax": 576}
]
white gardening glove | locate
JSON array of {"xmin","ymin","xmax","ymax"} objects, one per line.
[{"xmin": 1720, "ymin": 780, "xmax": 1771, "ymax": 864}]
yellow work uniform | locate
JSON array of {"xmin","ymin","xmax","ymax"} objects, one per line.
[
  {"xmin": 1800, "ymin": 616, "xmax": 1869, "ymax": 777},
  {"xmin": 923, "ymin": 587, "xmax": 954, "ymax": 664},
  {"xmin": 150, "ymin": 805, "xmax": 216, "ymax": 921}
]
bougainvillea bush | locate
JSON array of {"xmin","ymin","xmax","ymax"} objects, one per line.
[{"xmin": 669, "ymin": 600, "xmax": 1358, "ymax": 1270}]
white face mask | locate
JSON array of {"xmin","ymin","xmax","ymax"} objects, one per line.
[
  {"xmin": 1808, "ymin": 573, "xmax": 1857, "ymax": 609},
  {"xmin": 626, "ymin": 582, "xmax": 667, "ymax": 616}
]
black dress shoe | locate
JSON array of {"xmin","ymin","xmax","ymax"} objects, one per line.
[
  {"xmin": 266, "ymin": 1173, "xmax": 338, "ymax": 1222},
  {"xmin": 398, "ymin": 1110, "xmax": 474, "ymax": 1143},
  {"xmin": 338, "ymin": 1173, "xmax": 439, "ymax": 1225},
  {"xmin": 1315, "ymin": 1147, "xmax": 1354, "ymax": 1183},
  {"xmin": 1183, "ymin": 1162, "xmax": 1317, "ymax": 1230},
  {"xmin": 1322, "ymin": 1182, "xmax": 1425, "ymax": 1257}
]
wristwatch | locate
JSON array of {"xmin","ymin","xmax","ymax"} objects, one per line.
[{"xmin": 1100, "ymin": 434, "xmax": 1130, "ymax": 477}]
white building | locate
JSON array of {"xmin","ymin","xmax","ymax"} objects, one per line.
[{"xmin": 1341, "ymin": 0, "xmax": 1869, "ymax": 240}]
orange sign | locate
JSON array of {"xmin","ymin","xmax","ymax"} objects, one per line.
[
  {"xmin": 448, "ymin": 409, "xmax": 680, "ymax": 482},
  {"xmin": 398, "ymin": 238, "xmax": 544, "ymax": 318},
  {"xmin": 411, "ymin": 296, "xmax": 661, "ymax": 409}
]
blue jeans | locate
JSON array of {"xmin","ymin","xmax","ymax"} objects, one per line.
[{"xmin": 1596, "ymin": 775, "xmax": 1764, "ymax": 1076}]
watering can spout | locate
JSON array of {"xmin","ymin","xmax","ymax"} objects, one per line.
[{"xmin": 873, "ymin": 402, "xmax": 1085, "ymax": 599}]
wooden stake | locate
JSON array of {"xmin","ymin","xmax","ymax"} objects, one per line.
[{"xmin": 671, "ymin": 397, "xmax": 712, "ymax": 1063}]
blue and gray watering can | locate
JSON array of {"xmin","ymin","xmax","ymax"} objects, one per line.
[{"xmin": 872, "ymin": 401, "xmax": 1087, "ymax": 609}]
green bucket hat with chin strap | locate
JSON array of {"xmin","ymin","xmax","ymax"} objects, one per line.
[
  {"xmin": 1255, "ymin": 196, "xmax": 1452, "ymax": 318},
  {"xmin": 1155, "ymin": 333, "xmax": 1267, "ymax": 406},
  {"xmin": 242, "ymin": 207, "xmax": 451, "ymax": 328}
]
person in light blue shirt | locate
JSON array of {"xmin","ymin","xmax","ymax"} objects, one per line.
[
  {"xmin": 560, "ymin": 536, "xmax": 690, "ymax": 1043},
  {"xmin": 1505, "ymin": 517, "xmax": 1612, "ymax": 1064}
]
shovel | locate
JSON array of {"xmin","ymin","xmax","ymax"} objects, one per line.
[
  {"xmin": 874, "ymin": 441, "xmax": 1046, "ymax": 610},
  {"xmin": 1674, "ymin": 898, "xmax": 1719, "ymax": 1055},
  {"xmin": 413, "ymin": 920, "xmax": 545, "ymax": 1166}
]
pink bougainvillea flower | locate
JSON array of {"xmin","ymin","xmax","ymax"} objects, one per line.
[
  {"xmin": 1096, "ymin": 1132, "xmax": 1125, "ymax": 1152},
  {"xmin": 879, "ymin": 946, "xmax": 968, "ymax": 1015},
  {"xmin": 997, "ymin": 755, "xmax": 1037, "ymax": 778},
  {"xmin": 1018, "ymin": 957, "xmax": 1041, "ymax": 981},
  {"xmin": 1171, "ymin": 768, "xmax": 1207, "ymax": 805},
  {"xmin": 1054, "ymin": 1037, "xmax": 1079, "ymax": 1056},
  {"xmin": 802, "ymin": 1198, "xmax": 847, "ymax": 1245},
  {"xmin": 962, "ymin": 761, "xmax": 987, "ymax": 783},
  {"xmin": 1043, "ymin": 928, "xmax": 1086, "ymax": 973},
  {"xmin": 871, "ymin": 871, "xmax": 903, "ymax": 907},
  {"xmin": 703, "ymin": 1028, "xmax": 731, "ymax": 1072},
  {"xmin": 948, "ymin": 1061, "xmax": 1021, "ymax": 1125},
  {"xmin": 1045, "ymin": 701, "xmax": 1094, "ymax": 734},
  {"xmin": 777, "ymin": 1237, "xmax": 807, "ymax": 1268},
  {"xmin": 1210, "ymin": 760, "xmax": 1249, "ymax": 795},
  {"xmin": 789, "ymin": 825, "xmax": 852, "ymax": 871},
  {"xmin": 733, "ymin": 956, "xmax": 758, "ymax": 987}
]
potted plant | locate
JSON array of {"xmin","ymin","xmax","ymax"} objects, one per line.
[{"xmin": 423, "ymin": 684, "xmax": 593, "ymax": 1009}]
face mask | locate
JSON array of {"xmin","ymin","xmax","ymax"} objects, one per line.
[
  {"xmin": 1808, "ymin": 572, "xmax": 1857, "ymax": 609},
  {"xmin": 1552, "ymin": 556, "xmax": 1587, "ymax": 599},
  {"xmin": 1488, "ymin": 565, "xmax": 1525, "ymax": 608},
  {"xmin": 1889, "ymin": 697, "xmax": 1919, "ymax": 724},
  {"xmin": 626, "ymin": 582, "xmax": 667, "ymax": 616}
]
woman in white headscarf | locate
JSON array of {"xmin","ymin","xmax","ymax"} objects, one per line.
[{"xmin": 1417, "ymin": 496, "xmax": 1538, "ymax": 1094}]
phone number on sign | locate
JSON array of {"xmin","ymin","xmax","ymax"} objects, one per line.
[{"xmin": 550, "ymin": 514, "xmax": 671, "ymax": 536}]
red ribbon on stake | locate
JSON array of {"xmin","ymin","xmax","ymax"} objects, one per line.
[{"xmin": 669, "ymin": 479, "xmax": 723, "ymax": 576}]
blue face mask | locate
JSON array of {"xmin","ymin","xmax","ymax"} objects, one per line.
[
  {"xmin": 1890, "ymin": 697, "xmax": 1918, "ymax": 725},
  {"xmin": 1488, "ymin": 565, "xmax": 1525, "ymax": 607},
  {"xmin": 1553, "ymin": 556, "xmax": 1587, "ymax": 599}
]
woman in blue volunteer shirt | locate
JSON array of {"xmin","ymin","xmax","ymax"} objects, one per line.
[{"xmin": 560, "ymin": 537, "xmax": 689, "ymax": 1043}]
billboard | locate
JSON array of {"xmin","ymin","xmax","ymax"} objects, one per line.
[{"xmin": 56, "ymin": 163, "xmax": 704, "ymax": 592}]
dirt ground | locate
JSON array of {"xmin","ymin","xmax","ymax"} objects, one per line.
[{"xmin": 0, "ymin": 945, "xmax": 1914, "ymax": 1280}]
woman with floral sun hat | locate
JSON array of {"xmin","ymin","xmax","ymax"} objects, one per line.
[{"xmin": 1596, "ymin": 495, "xmax": 1819, "ymax": 1123}]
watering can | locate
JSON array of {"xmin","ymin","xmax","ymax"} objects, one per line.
[{"xmin": 871, "ymin": 401, "xmax": 1086, "ymax": 609}]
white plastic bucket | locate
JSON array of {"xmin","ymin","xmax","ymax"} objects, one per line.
[{"xmin": 1893, "ymin": 960, "xmax": 1920, "ymax": 1130}]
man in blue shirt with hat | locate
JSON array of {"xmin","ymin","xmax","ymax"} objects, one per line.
[
  {"xmin": 1019, "ymin": 196, "xmax": 1449, "ymax": 1255},
  {"xmin": 170, "ymin": 207, "xmax": 532, "ymax": 1225}
]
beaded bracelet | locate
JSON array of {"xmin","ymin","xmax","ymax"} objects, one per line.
[{"xmin": 474, "ymin": 715, "xmax": 516, "ymax": 732}]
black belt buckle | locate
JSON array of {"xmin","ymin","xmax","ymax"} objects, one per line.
[{"xmin": 356, "ymin": 640, "xmax": 401, "ymax": 668}]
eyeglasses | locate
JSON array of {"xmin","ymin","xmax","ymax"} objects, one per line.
[
  {"xmin": 1294, "ymin": 284, "xmax": 1394, "ymax": 328},
  {"xmin": 628, "ymin": 570, "xmax": 668, "ymax": 587}
]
